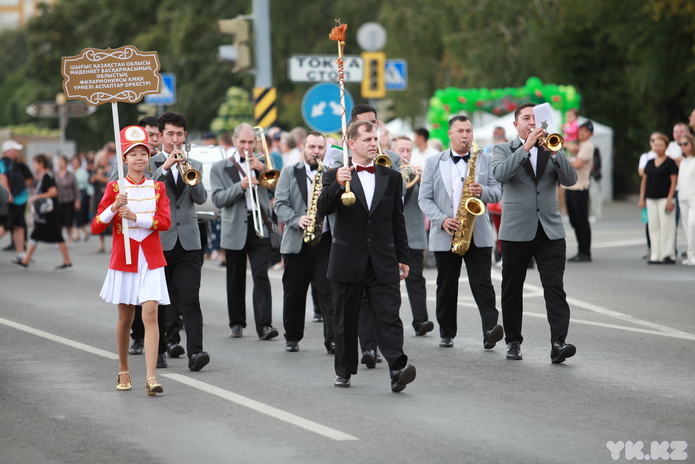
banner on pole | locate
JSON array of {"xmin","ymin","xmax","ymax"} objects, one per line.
[{"xmin": 61, "ymin": 45, "xmax": 162, "ymax": 105}]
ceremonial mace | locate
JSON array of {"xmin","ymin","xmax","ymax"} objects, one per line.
[{"xmin": 329, "ymin": 20, "xmax": 356, "ymax": 206}]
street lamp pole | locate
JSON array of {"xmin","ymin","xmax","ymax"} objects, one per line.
[{"xmin": 56, "ymin": 92, "xmax": 67, "ymax": 152}]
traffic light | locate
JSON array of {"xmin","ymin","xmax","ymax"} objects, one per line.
[
  {"xmin": 361, "ymin": 52, "xmax": 386, "ymax": 99},
  {"xmin": 218, "ymin": 18, "xmax": 251, "ymax": 72}
]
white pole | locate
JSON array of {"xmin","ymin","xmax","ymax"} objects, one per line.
[{"xmin": 111, "ymin": 102, "xmax": 132, "ymax": 265}]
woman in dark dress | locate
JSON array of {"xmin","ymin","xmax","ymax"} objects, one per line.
[{"xmin": 12, "ymin": 154, "xmax": 73, "ymax": 271}]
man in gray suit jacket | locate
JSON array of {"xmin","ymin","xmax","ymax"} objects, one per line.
[
  {"xmin": 211, "ymin": 123, "xmax": 278, "ymax": 341},
  {"xmin": 393, "ymin": 136, "xmax": 433, "ymax": 336},
  {"xmin": 151, "ymin": 112, "xmax": 210, "ymax": 371},
  {"xmin": 274, "ymin": 131, "xmax": 335, "ymax": 353},
  {"xmin": 491, "ymin": 102, "xmax": 578, "ymax": 363},
  {"xmin": 419, "ymin": 115, "xmax": 504, "ymax": 350}
]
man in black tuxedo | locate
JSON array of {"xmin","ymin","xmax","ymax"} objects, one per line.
[{"xmin": 318, "ymin": 120, "xmax": 416, "ymax": 392}]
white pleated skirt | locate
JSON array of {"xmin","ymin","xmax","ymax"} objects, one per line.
[{"xmin": 99, "ymin": 246, "xmax": 170, "ymax": 305}]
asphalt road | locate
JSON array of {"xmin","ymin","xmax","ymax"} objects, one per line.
[{"xmin": 0, "ymin": 199, "xmax": 693, "ymax": 464}]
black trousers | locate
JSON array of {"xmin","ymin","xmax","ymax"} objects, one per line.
[
  {"xmin": 501, "ymin": 222, "xmax": 570, "ymax": 344},
  {"xmin": 225, "ymin": 218, "xmax": 272, "ymax": 335},
  {"xmin": 333, "ymin": 259, "xmax": 407, "ymax": 378},
  {"xmin": 282, "ymin": 233, "xmax": 334, "ymax": 347},
  {"xmin": 161, "ymin": 239, "xmax": 205, "ymax": 356},
  {"xmin": 565, "ymin": 189, "xmax": 592, "ymax": 257},
  {"xmin": 130, "ymin": 305, "xmax": 167, "ymax": 354},
  {"xmin": 358, "ymin": 247, "xmax": 429, "ymax": 351},
  {"xmin": 434, "ymin": 242, "xmax": 498, "ymax": 339}
]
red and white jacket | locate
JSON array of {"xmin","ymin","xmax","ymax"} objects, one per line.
[{"xmin": 92, "ymin": 177, "xmax": 171, "ymax": 273}]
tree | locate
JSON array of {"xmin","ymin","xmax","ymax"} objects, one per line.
[{"xmin": 211, "ymin": 87, "xmax": 253, "ymax": 134}]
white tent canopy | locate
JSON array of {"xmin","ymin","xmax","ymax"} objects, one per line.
[{"xmin": 473, "ymin": 109, "xmax": 614, "ymax": 202}]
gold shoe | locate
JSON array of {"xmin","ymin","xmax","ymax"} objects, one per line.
[
  {"xmin": 146, "ymin": 376, "xmax": 163, "ymax": 396},
  {"xmin": 116, "ymin": 371, "xmax": 131, "ymax": 391}
]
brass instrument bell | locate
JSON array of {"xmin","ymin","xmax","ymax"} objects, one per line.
[{"xmin": 253, "ymin": 126, "xmax": 281, "ymax": 190}]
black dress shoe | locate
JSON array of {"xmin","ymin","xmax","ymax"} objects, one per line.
[
  {"xmin": 156, "ymin": 352, "xmax": 168, "ymax": 368},
  {"xmin": 167, "ymin": 343, "xmax": 185, "ymax": 358},
  {"xmin": 390, "ymin": 364, "xmax": 416, "ymax": 392},
  {"xmin": 361, "ymin": 350, "xmax": 377, "ymax": 368},
  {"xmin": 439, "ymin": 337, "xmax": 454, "ymax": 348},
  {"xmin": 313, "ymin": 313, "xmax": 323, "ymax": 322},
  {"xmin": 551, "ymin": 341, "xmax": 576, "ymax": 364},
  {"xmin": 188, "ymin": 351, "xmax": 210, "ymax": 371},
  {"xmin": 259, "ymin": 326, "xmax": 279, "ymax": 340},
  {"xmin": 334, "ymin": 375, "xmax": 351, "ymax": 388},
  {"xmin": 568, "ymin": 254, "xmax": 592, "ymax": 262},
  {"xmin": 662, "ymin": 257, "xmax": 676, "ymax": 264},
  {"xmin": 285, "ymin": 341, "xmax": 299, "ymax": 352},
  {"xmin": 506, "ymin": 341, "xmax": 522, "ymax": 360},
  {"xmin": 483, "ymin": 325, "xmax": 504, "ymax": 349},
  {"xmin": 129, "ymin": 338, "xmax": 143, "ymax": 355},
  {"xmin": 229, "ymin": 325, "xmax": 243, "ymax": 338},
  {"xmin": 326, "ymin": 341, "xmax": 335, "ymax": 354},
  {"xmin": 415, "ymin": 320, "xmax": 434, "ymax": 336}
]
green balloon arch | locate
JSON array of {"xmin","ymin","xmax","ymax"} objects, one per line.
[{"xmin": 427, "ymin": 77, "xmax": 581, "ymax": 144}]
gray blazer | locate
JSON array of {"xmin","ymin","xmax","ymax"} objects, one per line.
[
  {"xmin": 109, "ymin": 154, "xmax": 207, "ymax": 251},
  {"xmin": 491, "ymin": 137, "xmax": 577, "ymax": 241},
  {"xmin": 403, "ymin": 182, "xmax": 427, "ymax": 250},
  {"xmin": 150, "ymin": 153, "xmax": 207, "ymax": 251},
  {"xmin": 210, "ymin": 156, "xmax": 272, "ymax": 251},
  {"xmin": 418, "ymin": 149, "xmax": 501, "ymax": 251},
  {"xmin": 274, "ymin": 162, "xmax": 320, "ymax": 255}
]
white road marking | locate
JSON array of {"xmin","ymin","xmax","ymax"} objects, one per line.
[
  {"xmin": 590, "ymin": 238, "xmax": 647, "ymax": 249},
  {"xmin": 0, "ymin": 317, "xmax": 359, "ymax": 442},
  {"xmin": 525, "ymin": 312, "xmax": 695, "ymax": 341},
  {"xmin": 401, "ymin": 269, "xmax": 695, "ymax": 341},
  {"xmin": 0, "ymin": 317, "xmax": 119, "ymax": 359},
  {"xmin": 163, "ymin": 373, "xmax": 358, "ymax": 442}
]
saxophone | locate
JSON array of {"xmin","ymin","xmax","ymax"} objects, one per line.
[
  {"xmin": 450, "ymin": 142, "xmax": 486, "ymax": 256},
  {"xmin": 303, "ymin": 158, "xmax": 325, "ymax": 245}
]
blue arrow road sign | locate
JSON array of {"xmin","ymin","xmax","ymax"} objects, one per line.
[
  {"xmin": 145, "ymin": 73, "xmax": 176, "ymax": 105},
  {"xmin": 301, "ymin": 83, "xmax": 354, "ymax": 134},
  {"xmin": 385, "ymin": 59, "xmax": 407, "ymax": 91}
]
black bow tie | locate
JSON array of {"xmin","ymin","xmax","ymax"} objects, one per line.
[
  {"xmin": 308, "ymin": 164, "xmax": 318, "ymax": 171},
  {"xmin": 451, "ymin": 153, "xmax": 470, "ymax": 164}
]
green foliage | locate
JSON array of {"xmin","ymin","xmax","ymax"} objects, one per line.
[
  {"xmin": 9, "ymin": 124, "xmax": 60, "ymax": 138},
  {"xmin": 210, "ymin": 87, "xmax": 253, "ymax": 133},
  {"xmin": 0, "ymin": 0, "xmax": 692, "ymax": 193}
]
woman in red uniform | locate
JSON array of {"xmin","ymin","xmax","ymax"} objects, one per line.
[{"xmin": 92, "ymin": 126, "xmax": 171, "ymax": 395}]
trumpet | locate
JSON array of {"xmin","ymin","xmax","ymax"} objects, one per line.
[
  {"xmin": 253, "ymin": 126, "xmax": 280, "ymax": 191},
  {"xmin": 400, "ymin": 160, "xmax": 420, "ymax": 189},
  {"xmin": 536, "ymin": 122, "xmax": 564, "ymax": 152},
  {"xmin": 177, "ymin": 144, "xmax": 202, "ymax": 186},
  {"xmin": 245, "ymin": 150, "xmax": 264, "ymax": 238}
]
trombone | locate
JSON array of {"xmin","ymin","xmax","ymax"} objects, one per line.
[
  {"xmin": 245, "ymin": 150, "xmax": 265, "ymax": 238},
  {"xmin": 253, "ymin": 126, "xmax": 280, "ymax": 191}
]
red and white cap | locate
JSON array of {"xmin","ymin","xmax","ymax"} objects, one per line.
[{"xmin": 119, "ymin": 125, "xmax": 149, "ymax": 155}]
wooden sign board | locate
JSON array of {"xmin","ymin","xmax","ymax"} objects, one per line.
[{"xmin": 61, "ymin": 45, "xmax": 162, "ymax": 105}]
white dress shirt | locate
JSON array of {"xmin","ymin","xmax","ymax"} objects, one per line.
[{"xmin": 355, "ymin": 163, "xmax": 376, "ymax": 210}]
